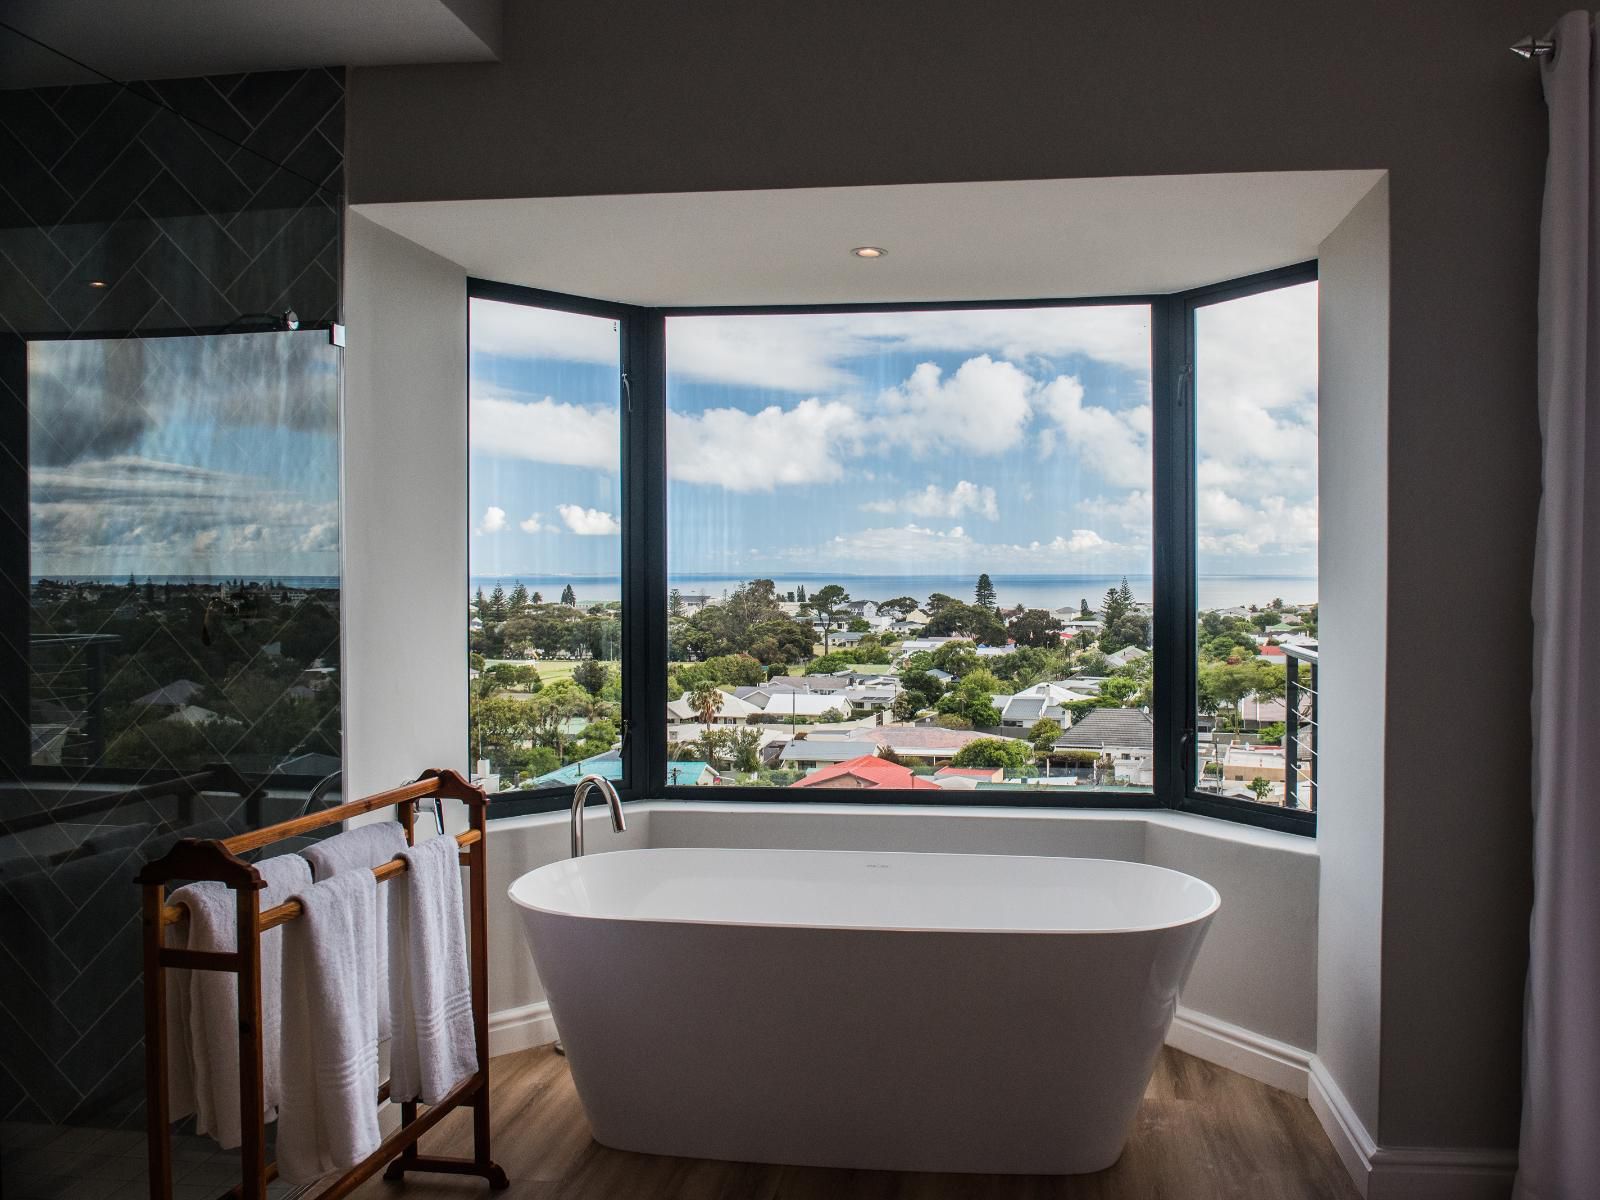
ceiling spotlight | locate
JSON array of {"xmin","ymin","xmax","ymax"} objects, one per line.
[
  {"xmin": 87, "ymin": 279, "xmax": 108, "ymax": 288},
  {"xmin": 851, "ymin": 246, "xmax": 887, "ymax": 259}
]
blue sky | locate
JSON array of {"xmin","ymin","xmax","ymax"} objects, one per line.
[
  {"xmin": 29, "ymin": 332, "xmax": 341, "ymax": 579},
  {"xmin": 469, "ymin": 287, "xmax": 1318, "ymax": 582}
]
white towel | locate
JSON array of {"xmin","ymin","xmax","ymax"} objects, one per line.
[
  {"xmin": 302, "ymin": 822, "xmax": 407, "ymax": 1042},
  {"xmin": 277, "ymin": 869, "xmax": 382, "ymax": 1185},
  {"xmin": 388, "ymin": 834, "xmax": 478, "ymax": 1104},
  {"xmin": 165, "ymin": 852, "xmax": 312, "ymax": 1149}
]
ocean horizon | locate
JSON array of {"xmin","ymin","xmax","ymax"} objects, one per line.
[{"xmin": 469, "ymin": 572, "xmax": 1316, "ymax": 612}]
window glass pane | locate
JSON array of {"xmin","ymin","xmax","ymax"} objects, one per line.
[
  {"xmin": 1193, "ymin": 281, "xmax": 1318, "ymax": 809},
  {"xmin": 468, "ymin": 298, "xmax": 623, "ymax": 794},
  {"xmin": 665, "ymin": 306, "xmax": 1153, "ymax": 791},
  {"xmin": 26, "ymin": 331, "xmax": 342, "ymax": 781}
]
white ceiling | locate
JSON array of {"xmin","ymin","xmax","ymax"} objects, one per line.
[
  {"xmin": 354, "ymin": 171, "xmax": 1385, "ymax": 308},
  {"xmin": 0, "ymin": 0, "xmax": 500, "ymax": 89}
]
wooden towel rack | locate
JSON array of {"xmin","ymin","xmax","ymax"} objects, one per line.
[{"xmin": 136, "ymin": 767, "xmax": 509, "ymax": 1199}]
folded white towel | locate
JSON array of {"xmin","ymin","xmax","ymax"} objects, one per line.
[
  {"xmin": 302, "ymin": 822, "xmax": 407, "ymax": 1042},
  {"xmin": 165, "ymin": 852, "xmax": 312, "ymax": 1149},
  {"xmin": 388, "ymin": 834, "xmax": 478, "ymax": 1104},
  {"xmin": 277, "ymin": 869, "xmax": 382, "ymax": 1185}
]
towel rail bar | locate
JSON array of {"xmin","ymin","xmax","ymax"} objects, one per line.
[
  {"xmin": 156, "ymin": 829, "xmax": 482, "ymax": 929},
  {"xmin": 136, "ymin": 767, "xmax": 508, "ymax": 1200}
]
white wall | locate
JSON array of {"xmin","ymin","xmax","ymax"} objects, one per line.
[
  {"xmin": 486, "ymin": 805, "xmax": 1320, "ymax": 1068},
  {"xmin": 1315, "ymin": 176, "xmax": 1389, "ymax": 1135},
  {"xmin": 341, "ymin": 214, "xmax": 470, "ymax": 799}
]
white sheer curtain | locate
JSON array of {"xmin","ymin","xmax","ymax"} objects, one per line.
[{"xmin": 1520, "ymin": 11, "xmax": 1600, "ymax": 1199}]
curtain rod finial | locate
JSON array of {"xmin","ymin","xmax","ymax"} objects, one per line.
[{"xmin": 1512, "ymin": 36, "xmax": 1555, "ymax": 61}]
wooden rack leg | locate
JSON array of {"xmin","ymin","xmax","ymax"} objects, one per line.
[
  {"xmin": 382, "ymin": 796, "xmax": 507, "ymax": 1190},
  {"xmin": 142, "ymin": 883, "xmax": 174, "ymax": 1200},
  {"xmin": 236, "ymin": 885, "xmax": 267, "ymax": 1200}
]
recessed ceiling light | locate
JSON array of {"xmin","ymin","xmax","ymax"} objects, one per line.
[
  {"xmin": 87, "ymin": 279, "xmax": 108, "ymax": 288},
  {"xmin": 851, "ymin": 246, "xmax": 887, "ymax": 259}
]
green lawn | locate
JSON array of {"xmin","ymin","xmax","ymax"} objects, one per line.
[{"xmin": 485, "ymin": 658, "xmax": 619, "ymax": 687}]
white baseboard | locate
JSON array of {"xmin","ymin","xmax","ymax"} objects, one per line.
[
  {"xmin": 1167, "ymin": 1006, "xmax": 1312, "ymax": 1097},
  {"xmin": 488, "ymin": 1000, "xmax": 558, "ymax": 1058},
  {"xmin": 1307, "ymin": 1056, "xmax": 1516, "ymax": 1200}
]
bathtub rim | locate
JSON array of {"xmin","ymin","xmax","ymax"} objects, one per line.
[{"xmin": 506, "ymin": 845, "xmax": 1221, "ymax": 937}]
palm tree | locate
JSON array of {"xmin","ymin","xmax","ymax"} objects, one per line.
[{"xmin": 689, "ymin": 682, "xmax": 724, "ymax": 728}]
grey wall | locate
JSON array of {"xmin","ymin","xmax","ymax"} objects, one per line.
[
  {"xmin": 1316, "ymin": 177, "xmax": 1391, "ymax": 1134},
  {"xmin": 341, "ymin": 213, "xmax": 468, "ymax": 799},
  {"xmin": 345, "ymin": 0, "xmax": 1552, "ymax": 1151}
]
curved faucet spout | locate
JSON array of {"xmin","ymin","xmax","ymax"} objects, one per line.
[{"xmin": 571, "ymin": 774, "xmax": 626, "ymax": 858}]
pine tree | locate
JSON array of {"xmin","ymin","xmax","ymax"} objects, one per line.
[
  {"xmin": 796, "ymin": 584, "xmax": 807, "ymax": 603},
  {"xmin": 530, "ymin": 591, "xmax": 543, "ymax": 604},
  {"xmin": 560, "ymin": 584, "xmax": 578, "ymax": 607},
  {"xmin": 1117, "ymin": 577, "xmax": 1136, "ymax": 610},
  {"xmin": 1080, "ymin": 598, "xmax": 1091, "ymax": 619},
  {"xmin": 488, "ymin": 585, "xmax": 506, "ymax": 618},
  {"xmin": 509, "ymin": 583, "xmax": 529, "ymax": 612},
  {"xmin": 475, "ymin": 587, "xmax": 489, "ymax": 622},
  {"xmin": 669, "ymin": 588, "xmax": 685, "ymax": 617},
  {"xmin": 975, "ymin": 573, "xmax": 997, "ymax": 610}
]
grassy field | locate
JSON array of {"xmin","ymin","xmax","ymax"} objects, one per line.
[{"xmin": 485, "ymin": 659, "xmax": 619, "ymax": 686}]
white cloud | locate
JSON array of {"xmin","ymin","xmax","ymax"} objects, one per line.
[
  {"xmin": 862, "ymin": 479, "xmax": 999, "ymax": 520},
  {"xmin": 470, "ymin": 391, "xmax": 619, "ymax": 470},
  {"xmin": 479, "ymin": 505, "xmax": 507, "ymax": 534},
  {"xmin": 667, "ymin": 398, "xmax": 857, "ymax": 490},
  {"xmin": 519, "ymin": 513, "xmax": 548, "ymax": 533},
  {"xmin": 470, "ymin": 298, "xmax": 620, "ymax": 365},
  {"xmin": 1037, "ymin": 375, "xmax": 1151, "ymax": 489},
  {"xmin": 558, "ymin": 504, "xmax": 621, "ymax": 535},
  {"xmin": 773, "ymin": 522, "xmax": 1146, "ymax": 574},
  {"xmin": 666, "ymin": 306, "xmax": 1151, "ymax": 392},
  {"xmin": 1191, "ymin": 281, "xmax": 1319, "ymax": 564},
  {"xmin": 871, "ymin": 356, "xmax": 1036, "ymax": 456}
]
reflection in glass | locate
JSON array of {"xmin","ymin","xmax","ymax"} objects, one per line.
[{"xmin": 27, "ymin": 331, "xmax": 343, "ymax": 780}]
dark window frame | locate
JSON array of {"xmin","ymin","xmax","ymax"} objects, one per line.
[{"xmin": 467, "ymin": 266, "xmax": 1318, "ymax": 835}]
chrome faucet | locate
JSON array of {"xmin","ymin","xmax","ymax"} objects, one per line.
[{"xmin": 570, "ymin": 774, "xmax": 626, "ymax": 858}]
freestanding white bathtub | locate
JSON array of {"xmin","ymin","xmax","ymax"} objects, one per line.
[{"xmin": 508, "ymin": 847, "xmax": 1219, "ymax": 1174}]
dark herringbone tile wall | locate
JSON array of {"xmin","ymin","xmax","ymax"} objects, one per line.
[
  {"xmin": 0, "ymin": 57, "xmax": 346, "ymax": 1193},
  {"xmin": 0, "ymin": 67, "xmax": 343, "ymax": 337}
]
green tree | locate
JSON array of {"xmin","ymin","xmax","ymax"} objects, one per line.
[
  {"xmin": 489, "ymin": 585, "xmax": 507, "ymax": 618},
  {"xmin": 803, "ymin": 583, "xmax": 850, "ymax": 653},
  {"xmin": 925, "ymin": 602, "xmax": 1007, "ymax": 645},
  {"xmin": 668, "ymin": 588, "xmax": 685, "ymax": 617},
  {"xmin": 974, "ymin": 573, "xmax": 997, "ymax": 610},
  {"xmin": 929, "ymin": 641, "xmax": 981, "ymax": 678},
  {"xmin": 1029, "ymin": 717, "xmax": 1063, "ymax": 754},
  {"xmin": 891, "ymin": 692, "xmax": 922, "ymax": 722},
  {"xmin": 508, "ymin": 583, "xmax": 529, "ymax": 614},
  {"xmin": 560, "ymin": 583, "xmax": 578, "ymax": 607},
  {"xmin": 1079, "ymin": 598, "xmax": 1092, "ymax": 619},
  {"xmin": 951, "ymin": 738, "xmax": 1033, "ymax": 770},
  {"xmin": 1007, "ymin": 608, "xmax": 1064, "ymax": 648},
  {"xmin": 847, "ymin": 617, "xmax": 872, "ymax": 633},
  {"xmin": 1249, "ymin": 776, "xmax": 1274, "ymax": 803},
  {"xmin": 474, "ymin": 587, "xmax": 490, "ymax": 623},
  {"xmin": 925, "ymin": 592, "xmax": 957, "ymax": 614},
  {"xmin": 572, "ymin": 659, "xmax": 609, "ymax": 695},
  {"xmin": 689, "ymin": 681, "xmax": 725, "ymax": 726},
  {"xmin": 878, "ymin": 596, "xmax": 918, "ymax": 619}
]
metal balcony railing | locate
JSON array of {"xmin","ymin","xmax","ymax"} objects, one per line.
[
  {"xmin": 1283, "ymin": 644, "xmax": 1318, "ymax": 812},
  {"xmin": 30, "ymin": 633, "xmax": 119, "ymax": 768}
]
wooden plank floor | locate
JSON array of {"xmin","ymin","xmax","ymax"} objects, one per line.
[{"xmin": 354, "ymin": 1046, "xmax": 1359, "ymax": 1200}]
